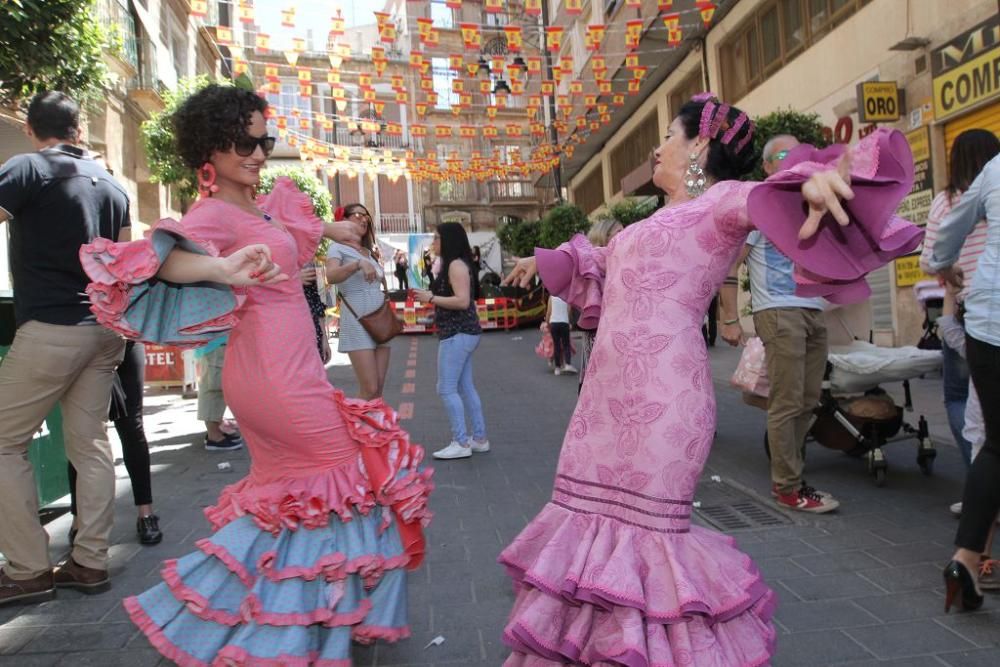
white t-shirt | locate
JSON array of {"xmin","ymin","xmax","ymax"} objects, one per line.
[
  {"xmin": 746, "ymin": 230, "xmax": 825, "ymax": 312},
  {"xmin": 549, "ymin": 296, "xmax": 570, "ymax": 323}
]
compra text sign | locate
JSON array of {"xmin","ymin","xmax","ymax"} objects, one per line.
[{"xmin": 932, "ymin": 15, "xmax": 1000, "ymax": 121}]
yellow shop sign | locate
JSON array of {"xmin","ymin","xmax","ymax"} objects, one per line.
[{"xmin": 932, "ymin": 16, "xmax": 1000, "ymax": 121}]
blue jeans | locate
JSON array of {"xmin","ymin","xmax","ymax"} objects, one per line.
[
  {"xmin": 437, "ymin": 333, "xmax": 486, "ymax": 444},
  {"xmin": 942, "ymin": 339, "xmax": 972, "ymax": 466}
]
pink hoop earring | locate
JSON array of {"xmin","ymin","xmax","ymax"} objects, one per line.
[{"xmin": 198, "ymin": 162, "xmax": 220, "ymax": 198}]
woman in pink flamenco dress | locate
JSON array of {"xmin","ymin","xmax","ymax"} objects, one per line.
[
  {"xmin": 499, "ymin": 95, "xmax": 923, "ymax": 666},
  {"xmin": 79, "ymin": 85, "xmax": 432, "ymax": 666}
]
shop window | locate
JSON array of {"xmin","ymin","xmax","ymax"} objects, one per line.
[{"xmin": 721, "ymin": 0, "xmax": 870, "ymax": 101}]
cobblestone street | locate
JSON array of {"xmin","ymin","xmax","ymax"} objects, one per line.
[{"xmin": 1, "ymin": 330, "xmax": 999, "ymax": 666}]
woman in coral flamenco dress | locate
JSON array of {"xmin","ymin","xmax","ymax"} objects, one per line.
[
  {"xmin": 79, "ymin": 85, "xmax": 432, "ymax": 666},
  {"xmin": 499, "ymin": 95, "xmax": 924, "ymax": 666}
]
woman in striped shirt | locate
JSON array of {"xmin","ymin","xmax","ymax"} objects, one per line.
[{"xmin": 920, "ymin": 129, "xmax": 1000, "ymax": 469}]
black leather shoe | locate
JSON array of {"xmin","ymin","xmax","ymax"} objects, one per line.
[
  {"xmin": 944, "ymin": 560, "xmax": 985, "ymax": 612},
  {"xmin": 137, "ymin": 515, "xmax": 163, "ymax": 546}
]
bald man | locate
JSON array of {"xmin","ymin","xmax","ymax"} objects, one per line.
[{"xmin": 720, "ymin": 134, "xmax": 839, "ymax": 514}]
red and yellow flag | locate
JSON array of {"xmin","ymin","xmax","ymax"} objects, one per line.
[
  {"xmin": 190, "ymin": 1, "xmax": 208, "ymax": 18},
  {"xmin": 625, "ymin": 19, "xmax": 643, "ymax": 51},
  {"xmin": 409, "ymin": 51, "xmax": 424, "ymax": 69},
  {"xmin": 527, "ymin": 56, "xmax": 542, "ymax": 75},
  {"xmin": 585, "ymin": 25, "xmax": 607, "ymax": 51},
  {"xmin": 330, "ymin": 12, "xmax": 345, "ymax": 37},
  {"xmin": 546, "ymin": 26, "xmax": 564, "ymax": 52},
  {"xmin": 664, "ymin": 13, "xmax": 682, "ymax": 45},
  {"xmin": 484, "ymin": 0, "xmax": 503, "ymax": 12},
  {"xmin": 460, "ymin": 23, "xmax": 481, "ymax": 50},
  {"xmin": 449, "ymin": 53, "xmax": 463, "ymax": 71},
  {"xmin": 255, "ymin": 33, "xmax": 271, "ymax": 51},
  {"xmin": 698, "ymin": 2, "xmax": 717, "ymax": 28},
  {"xmin": 504, "ymin": 26, "xmax": 523, "ymax": 52},
  {"xmin": 281, "ymin": 6, "xmax": 296, "ymax": 28},
  {"xmin": 238, "ymin": 0, "xmax": 254, "ymax": 23},
  {"xmin": 565, "ymin": 0, "xmax": 583, "ymax": 14},
  {"xmin": 658, "ymin": 0, "xmax": 673, "ymax": 10},
  {"xmin": 524, "ymin": 0, "xmax": 542, "ymax": 16}
]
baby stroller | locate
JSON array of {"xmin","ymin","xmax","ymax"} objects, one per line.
[
  {"xmin": 914, "ymin": 280, "xmax": 945, "ymax": 350},
  {"xmin": 806, "ymin": 340, "xmax": 942, "ymax": 486}
]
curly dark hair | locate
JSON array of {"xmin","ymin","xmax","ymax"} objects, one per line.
[
  {"xmin": 171, "ymin": 84, "xmax": 268, "ymax": 169},
  {"xmin": 677, "ymin": 99, "xmax": 758, "ymax": 182}
]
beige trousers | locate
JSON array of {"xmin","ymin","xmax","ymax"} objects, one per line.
[
  {"xmin": 753, "ymin": 308, "xmax": 828, "ymax": 494},
  {"xmin": 0, "ymin": 321, "xmax": 125, "ymax": 578}
]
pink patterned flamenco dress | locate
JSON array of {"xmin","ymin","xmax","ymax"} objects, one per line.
[
  {"xmin": 497, "ymin": 129, "xmax": 923, "ymax": 666},
  {"xmin": 78, "ymin": 177, "xmax": 433, "ymax": 666}
]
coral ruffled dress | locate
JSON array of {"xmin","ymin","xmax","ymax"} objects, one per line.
[
  {"xmin": 498, "ymin": 129, "xmax": 921, "ymax": 666},
  {"xmin": 79, "ymin": 178, "xmax": 433, "ymax": 667}
]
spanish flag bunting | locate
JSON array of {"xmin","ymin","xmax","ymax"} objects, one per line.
[
  {"xmin": 331, "ymin": 86, "xmax": 345, "ymax": 100},
  {"xmin": 553, "ymin": 68, "xmax": 566, "ymax": 84},
  {"xmin": 190, "ymin": 0, "xmax": 208, "ymax": 18},
  {"xmin": 386, "ymin": 122, "xmax": 402, "ymax": 136},
  {"xmin": 416, "ymin": 17, "xmax": 433, "ymax": 37},
  {"xmin": 628, "ymin": 79, "xmax": 641, "ymax": 94},
  {"xmin": 699, "ymin": 2, "xmax": 717, "ymax": 27},
  {"xmin": 559, "ymin": 55, "xmax": 573, "ymax": 72},
  {"xmin": 420, "ymin": 60, "xmax": 431, "ymax": 75},
  {"xmin": 460, "ymin": 126, "xmax": 476, "ymax": 138},
  {"xmin": 526, "ymin": 107, "xmax": 538, "ymax": 119},
  {"xmin": 484, "ymin": 125, "xmax": 498, "ymax": 137},
  {"xmin": 255, "ymin": 33, "xmax": 271, "ymax": 51},
  {"xmin": 591, "ymin": 55, "xmax": 607, "ymax": 73},
  {"xmin": 292, "ymin": 37, "xmax": 305, "ymax": 53},
  {"xmin": 363, "ymin": 88, "xmax": 377, "ymax": 101},
  {"xmin": 479, "ymin": 80, "xmax": 492, "ymax": 94},
  {"xmin": 373, "ymin": 101, "xmax": 386, "ymax": 116},
  {"xmin": 495, "ymin": 91, "xmax": 508, "ymax": 108},
  {"xmin": 424, "ymin": 29, "xmax": 440, "ymax": 46},
  {"xmin": 625, "ymin": 53, "xmax": 640, "ymax": 69},
  {"xmin": 586, "ymin": 25, "xmax": 607, "ymax": 51},
  {"xmin": 527, "ymin": 56, "xmax": 542, "ymax": 75},
  {"xmin": 446, "ymin": 0, "xmax": 462, "ymax": 8},
  {"xmin": 452, "ymin": 78, "xmax": 464, "ymax": 93},
  {"xmin": 508, "ymin": 65, "xmax": 523, "ymax": 81},
  {"xmin": 487, "ymin": 106, "xmax": 498, "ymax": 119},
  {"xmin": 613, "ymin": 93, "xmax": 625, "ymax": 106},
  {"xmin": 336, "ymin": 43, "xmax": 351, "ymax": 59},
  {"xmin": 531, "ymin": 122, "xmax": 545, "ymax": 136},
  {"xmin": 330, "ymin": 12, "xmax": 345, "ymax": 37},
  {"xmin": 625, "ymin": 19, "xmax": 643, "ymax": 50},
  {"xmin": 557, "ymin": 94, "xmax": 570, "ymax": 109},
  {"xmin": 528, "ymin": 95, "xmax": 542, "ymax": 108},
  {"xmin": 576, "ymin": 117, "xmax": 587, "ymax": 129},
  {"xmin": 632, "ymin": 66, "xmax": 648, "ymax": 80},
  {"xmin": 459, "ymin": 93, "xmax": 472, "ymax": 107},
  {"xmin": 372, "ymin": 46, "xmax": 386, "ymax": 62},
  {"xmin": 281, "ymin": 6, "xmax": 296, "ymax": 28},
  {"xmin": 601, "ymin": 113, "xmax": 612, "ymax": 123},
  {"xmin": 584, "ymin": 94, "xmax": 597, "ymax": 106},
  {"xmin": 284, "ymin": 50, "xmax": 299, "ymax": 67},
  {"xmin": 409, "ymin": 51, "xmax": 424, "ymax": 69},
  {"xmin": 374, "ymin": 59, "xmax": 387, "ymax": 77},
  {"xmin": 380, "ymin": 23, "xmax": 397, "ymax": 44},
  {"xmin": 359, "ymin": 72, "xmax": 373, "ymax": 87},
  {"xmin": 216, "ymin": 26, "xmax": 233, "ymax": 44},
  {"xmin": 435, "ymin": 125, "xmax": 453, "ymax": 138},
  {"xmin": 427, "ymin": 91, "xmax": 439, "ymax": 105},
  {"xmin": 396, "ymin": 90, "xmax": 409, "ymax": 104},
  {"xmin": 511, "ymin": 80, "xmax": 525, "ymax": 95},
  {"xmin": 626, "ymin": 0, "xmax": 641, "ymax": 6},
  {"xmin": 466, "ymin": 62, "xmax": 480, "ymax": 77},
  {"xmin": 374, "ymin": 11, "xmax": 389, "ymax": 29},
  {"xmin": 299, "ymin": 84, "xmax": 312, "ymax": 98},
  {"xmin": 299, "ymin": 118, "xmax": 311, "ymax": 130},
  {"xmin": 297, "ymin": 67, "xmax": 311, "ymax": 83},
  {"xmin": 484, "ymin": 0, "xmax": 502, "ymax": 12},
  {"xmin": 238, "ymin": 0, "xmax": 254, "ymax": 23},
  {"xmin": 545, "ymin": 26, "xmax": 564, "ymax": 52},
  {"xmin": 460, "ymin": 23, "xmax": 481, "ymax": 50},
  {"xmin": 664, "ymin": 13, "xmax": 682, "ymax": 45},
  {"xmin": 318, "ymin": 114, "xmax": 333, "ymax": 130},
  {"xmin": 524, "ymin": 0, "xmax": 542, "ymax": 16},
  {"xmin": 276, "ymin": 116, "xmax": 288, "ymax": 130},
  {"xmin": 569, "ymin": 80, "xmax": 583, "ymax": 94},
  {"xmin": 233, "ymin": 58, "xmax": 249, "ymax": 76},
  {"xmin": 598, "ymin": 103, "xmax": 608, "ymax": 114},
  {"xmin": 420, "ymin": 75, "xmax": 433, "ymax": 91},
  {"xmin": 415, "ymin": 102, "xmax": 428, "ymax": 116},
  {"xmin": 265, "ymin": 64, "xmax": 280, "ymax": 81},
  {"xmin": 391, "ymin": 74, "xmax": 404, "ymax": 90},
  {"xmin": 329, "ymin": 53, "xmax": 343, "ymax": 69},
  {"xmin": 412, "ymin": 124, "xmax": 427, "ymax": 137},
  {"xmin": 504, "ymin": 26, "xmax": 523, "ymax": 52},
  {"xmin": 657, "ymin": 0, "xmax": 673, "ymax": 9},
  {"xmin": 492, "ymin": 56, "xmax": 505, "ymax": 76},
  {"xmin": 449, "ymin": 54, "xmax": 463, "ymax": 71},
  {"xmin": 598, "ymin": 80, "xmax": 612, "ymax": 94},
  {"xmin": 565, "ymin": 0, "xmax": 582, "ymax": 14},
  {"xmin": 506, "ymin": 124, "xmax": 523, "ymax": 137},
  {"xmin": 541, "ymin": 80, "xmax": 554, "ymax": 95}
]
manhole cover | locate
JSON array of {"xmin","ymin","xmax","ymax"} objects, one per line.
[{"xmin": 693, "ymin": 478, "xmax": 791, "ymax": 531}]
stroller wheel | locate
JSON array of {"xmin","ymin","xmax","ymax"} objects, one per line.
[
  {"xmin": 917, "ymin": 438, "xmax": 936, "ymax": 476},
  {"xmin": 867, "ymin": 449, "xmax": 888, "ymax": 487}
]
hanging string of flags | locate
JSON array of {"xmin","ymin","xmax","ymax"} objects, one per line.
[{"xmin": 190, "ymin": 0, "xmax": 720, "ymax": 182}]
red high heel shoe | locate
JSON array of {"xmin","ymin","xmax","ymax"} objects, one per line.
[{"xmin": 943, "ymin": 560, "xmax": 985, "ymax": 612}]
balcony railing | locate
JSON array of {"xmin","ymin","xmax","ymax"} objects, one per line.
[
  {"xmin": 324, "ymin": 127, "xmax": 410, "ymax": 151},
  {"xmin": 436, "ymin": 180, "xmax": 477, "ymax": 203},
  {"xmin": 128, "ymin": 38, "xmax": 168, "ymax": 113},
  {"xmin": 488, "ymin": 180, "xmax": 537, "ymax": 202},
  {"xmin": 378, "ymin": 213, "xmax": 422, "ymax": 234},
  {"xmin": 95, "ymin": 0, "xmax": 138, "ymax": 71}
]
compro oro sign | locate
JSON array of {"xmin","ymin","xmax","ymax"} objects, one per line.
[
  {"xmin": 857, "ymin": 81, "xmax": 902, "ymax": 123},
  {"xmin": 932, "ymin": 15, "xmax": 1000, "ymax": 121}
]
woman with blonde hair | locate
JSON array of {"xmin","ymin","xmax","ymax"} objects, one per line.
[{"xmin": 326, "ymin": 203, "xmax": 392, "ymax": 399}]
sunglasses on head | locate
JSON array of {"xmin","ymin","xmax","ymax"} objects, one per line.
[{"xmin": 234, "ymin": 134, "xmax": 276, "ymax": 157}]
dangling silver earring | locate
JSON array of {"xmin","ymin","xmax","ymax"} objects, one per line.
[{"xmin": 684, "ymin": 153, "xmax": 706, "ymax": 198}]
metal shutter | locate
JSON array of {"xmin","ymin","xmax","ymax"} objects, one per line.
[{"xmin": 944, "ymin": 101, "xmax": 1000, "ymax": 164}]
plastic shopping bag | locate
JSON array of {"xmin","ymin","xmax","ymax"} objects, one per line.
[
  {"xmin": 535, "ymin": 329, "xmax": 554, "ymax": 360},
  {"xmin": 730, "ymin": 336, "xmax": 769, "ymax": 397}
]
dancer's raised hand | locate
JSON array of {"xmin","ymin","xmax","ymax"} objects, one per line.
[
  {"xmin": 800, "ymin": 152, "xmax": 854, "ymax": 240},
  {"xmin": 502, "ymin": 256, "xmax": 538, "ymax": 289}
]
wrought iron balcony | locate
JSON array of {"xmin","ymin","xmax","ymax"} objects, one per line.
[
  {"xmin": 378, "ymin": 213, "xmax": 422, "ymax": 234},
  {"xmin": 95, "ymin": 0, "xmax": 138, "ymax": 72},
  {"xmin": 488, "ymin": 180, "xmax": 537, "ymax": 202}
]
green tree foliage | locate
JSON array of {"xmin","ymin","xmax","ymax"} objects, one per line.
[
  {"xmin": 140, "ymin": 75, "xmax": 216, "ymax": 205},
  {"xmin": 0, "ymin": 0, "xmax": 108, "ymax": 107},
  {"xmin": 497, "ymin": 217, "xmax": 541, "ymax": 258},
  {"xmin": 258, "ymin": 167, "xmax": 333, "ymax": 258},
  {"xmin": 538, "ymin": 203, "xmax": 590, "ymax": 249},
  {"xmin": 598, "ymin": 197, "xmax": 658, "ymax": 227},
  {"xmin": 748, "ymin": 109, "xmax": 830, "ymax": 181}
]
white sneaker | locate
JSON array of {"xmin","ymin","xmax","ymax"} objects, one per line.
[
  {"xmin": 433, "ymin": 441, "xmax": 472, "ymax": 460},
  {"xmin": 950, "ymin": 501, "xmax": 962, "ymax": 516},
  {"xmin": 561, "ymin": 364, "xmax": 578, "ymax": 374},
  {"xmin": 553, "ymin": 367, "xmax": 562, "ymax": 376},
  {"xmin": 468, "ymin": 438, "xmax": 490, "ymax": 453}
]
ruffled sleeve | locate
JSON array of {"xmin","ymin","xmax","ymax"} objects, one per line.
[
  {"xmin": 79, "ymin": 205, "xmax": 245, "ymax": 347},
  {"xmin": 748, "ymin": 128, "xmax": 924, "ymax": 304},
  {"xmin": 258, "ymin": 177, "xmax": 324, "ymax": 266},
  {"xmin": 535, "ymin": 234, "xmax": 607, "ymax": 330}
]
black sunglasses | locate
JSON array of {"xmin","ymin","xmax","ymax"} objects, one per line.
[{"xmin": 234, "ymin": 134, "xmax": 276, "ymax": 157}]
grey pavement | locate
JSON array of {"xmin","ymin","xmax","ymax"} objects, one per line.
[{"xmin": 1, "ymin": 330, "xmax": 999, "ymax": 666}]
